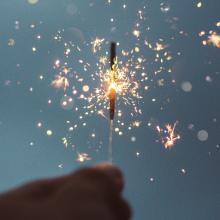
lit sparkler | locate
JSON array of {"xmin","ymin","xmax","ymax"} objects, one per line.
[
  {"xmin": 87, "ymin": 41, "xmax": 142, "ymax": 120},
  {"xmin": 107, "ymin": 42, "xmax": 117, "ymax": 162},
  {"xmin": 47, "ymin": 4, "xmax": 181, "ymax": 157}
]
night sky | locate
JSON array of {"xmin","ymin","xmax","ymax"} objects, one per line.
[{"xmin": 0, "ymin": 0, "xmax": 220, "ymax": 219}]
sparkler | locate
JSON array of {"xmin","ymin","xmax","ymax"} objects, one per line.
[{"xmin": 48, "ymin": 5, "xmax": 182, "ymax": 159}]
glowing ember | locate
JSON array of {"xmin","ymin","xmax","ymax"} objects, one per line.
[
  {"xmin": 51, "ymin": 75, "xmax": 69, "ymax": 90},
  {"xmin": 91, "ymin": 38, "xmax": 105, "ymax": 53},
  {"xmin": 157, "ymin": 122, "xmax": 180, "ymax": 149},
  {"xmin": 207, "ymin": 32, "xmax": 220, "ymax": 48},
  {"xmin": 77, "ymin": 153, "xmax": 91, "ymax": 162}
]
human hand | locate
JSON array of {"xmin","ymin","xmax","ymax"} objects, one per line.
[{"xmin": 0, "ymin": 163, "xmax": 131, "ymax": 220}]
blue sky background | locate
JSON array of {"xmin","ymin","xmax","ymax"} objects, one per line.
[{"xmin": 0, "ymin": 0, "xmax": 220, "ymax": 219}]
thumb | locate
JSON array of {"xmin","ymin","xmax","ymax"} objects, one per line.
[{"xmin": 94, "ymin": 162, "xmax": 124, "ymax": 193}]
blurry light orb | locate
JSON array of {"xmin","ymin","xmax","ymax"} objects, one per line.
[
  {"xmin": 181, "ymin": 81, "xmax": 192, "ymax": 92},
  {"xmin": 205, "ymin": 75, "xmax": 212, "ymax": 82},
  {"xmin": 188, "ymin": 124, "xmax": 195, "ymax": 130},
  {"xmin": 8, "ymin": 39, "xmax": 15, "ymax": 46},
  {"xmin": 60, "ymin": 96, "xmax": 74, "ymax": 110},
  {"xmin": 135, "ymin": 47, "xmax": 140, "ymax": 53},
  {"xmin": 27, "ymin": 0, "xmax": 39, "ymax": 5},
  {"xmin": 91, "ymin": 133, "xmax": 96, "ymax": 138},
  {"xmin": 115, "ymin": 128, "xmax": 119, "ymax": 132},
  {"xmin": 66, "ymin": 27, "xmax": 85, "ymax": 43},
  {"xmin": 197, "ymin": 130, "xmax": 208, "ymax": 142},
  {"xmin": 197, "ymin": 2, "xmax": 202, "ymax": 8},
  {"xmin": 32, "ymin": 47, "xmax": 37, "ymax": 52},
  {"xmin": 118, "ymin": 112, "xmax": 122, "ymax": 117},
  {"xmin": 66, "ymin": 3, "xmax": 78, "ymax": 16},
  {"xmin": 82, "ymin": 85, "xmax": 90, "ymax": 92},
  {"xmin": 46, "ymin": 130, "xmax": 53, "ymax": 136},
  {"xmin": 131, "ymin": 136, "xmax": 136, "ymax": 142},
  {"xmin": 111, "ymin": 27, "xmax": 117, "ymax": 33},
  {"xmin": 37, "ymin": 122, "xmax": 42, "ymax": 128},
  {"xmin": 150, "ymin": 177, "xmax": 154, "ymax": 182},
  {"xmin": 73, "ymin": 90, "xmax": 77, "ymax": 95},
  {"xmin": 181, "ymin": 169, "xmax": 186, "ymax": 174}
]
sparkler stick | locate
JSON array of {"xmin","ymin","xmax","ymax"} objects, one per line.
[
  {"xmin": 108, "ymin": 42, "xmax": 117, "ymax": 162},
  {"xmin": 108, "ymin": 42, "xmax": 117, "ymax": 120}
]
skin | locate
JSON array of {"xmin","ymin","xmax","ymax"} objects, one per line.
[{"xmin": 0, "ymin": 163, "xmax": 131, "ymax": 220}]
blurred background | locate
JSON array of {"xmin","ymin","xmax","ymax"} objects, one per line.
[{"xmin": 0, "ymin": 0, "xmax": 219, "ymax": 219}]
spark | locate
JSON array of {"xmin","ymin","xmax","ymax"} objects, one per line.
[
  {"xmin": 154, "ymin": 42, "xmax": 168, "ymax": 51},
  {"xmin": 62, "ymin": 137, "xmax": 68, "ymax": 148},
  {"xmin": 132, "ymin": 121, "xmax": 141, "ymax": 127},
  {"xmin": 136, "ymin": 152, "xmax": 140, "ymax": 157},
  {"xmin": 54, "ymin": 59, "xmax": 60, "ymax": 68},
  {"xmin": 197, "ymin": 2, "xmax": 202, "ymax": 8},
  {"xmin": 99, "ymin": 56, "xmax": 108, "ymax": 65},
  {"xmin": 8, "ymin": 39, "xmax": 15, "ymax": 46},
  {"xmin": 51, "ymin": 75, "xmax": 69, "ymax": 90},
  {"xmin": 138, "ymin": 10, "xmax": 144, "ymax": 20},
  {"xmin": 123, "ymin": 4, "xmax": 127, "ymax": 9},
  {"xmin": 82, "ymin": 85, "xmax": 90, "ymax": 92},
  {"xmin": 37, "ymin": 122, "xmax": 42, "ymax": 127},
  {"xmin": 77, "ymin": 153, "xmax": 91, "ymax": 162},
  {"xmin": 199, "ymin": 31, "xmax": 206, "ymax": 37},
  {"xmin": 91, "ymin": 38, "xmax": 105, "ymax": 53},
  {"xmin": 157, "ymin": 122, "xmax": 180, "ymax": 149},
  {"xmin": 150, "ymin": 177, "xmax": 154, "ymax": 182},
  {"xmin": 51, "ymin": 67, "xmax": 71, "ymax": 90},
  {"xmin": 181, "ymin": 169, "xmax": 186, "ymax": 174},
  {"xmin": 97, "ymin": 110, "xmax": 108, "ymax": 119},
  {"xmin": 58, "ymin": 164, "xmax": 63, "ymax": 169},
  {"xmin": 91, "ymin": 133, "xmax": 96, "ymax": 138},
  {"xmin": 133, "ymin": 29, "xmax": 141, "ymax": 38},
  {"xmin": 207, "ymin": 32, "xmax": 220, "ymax": 48}
]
